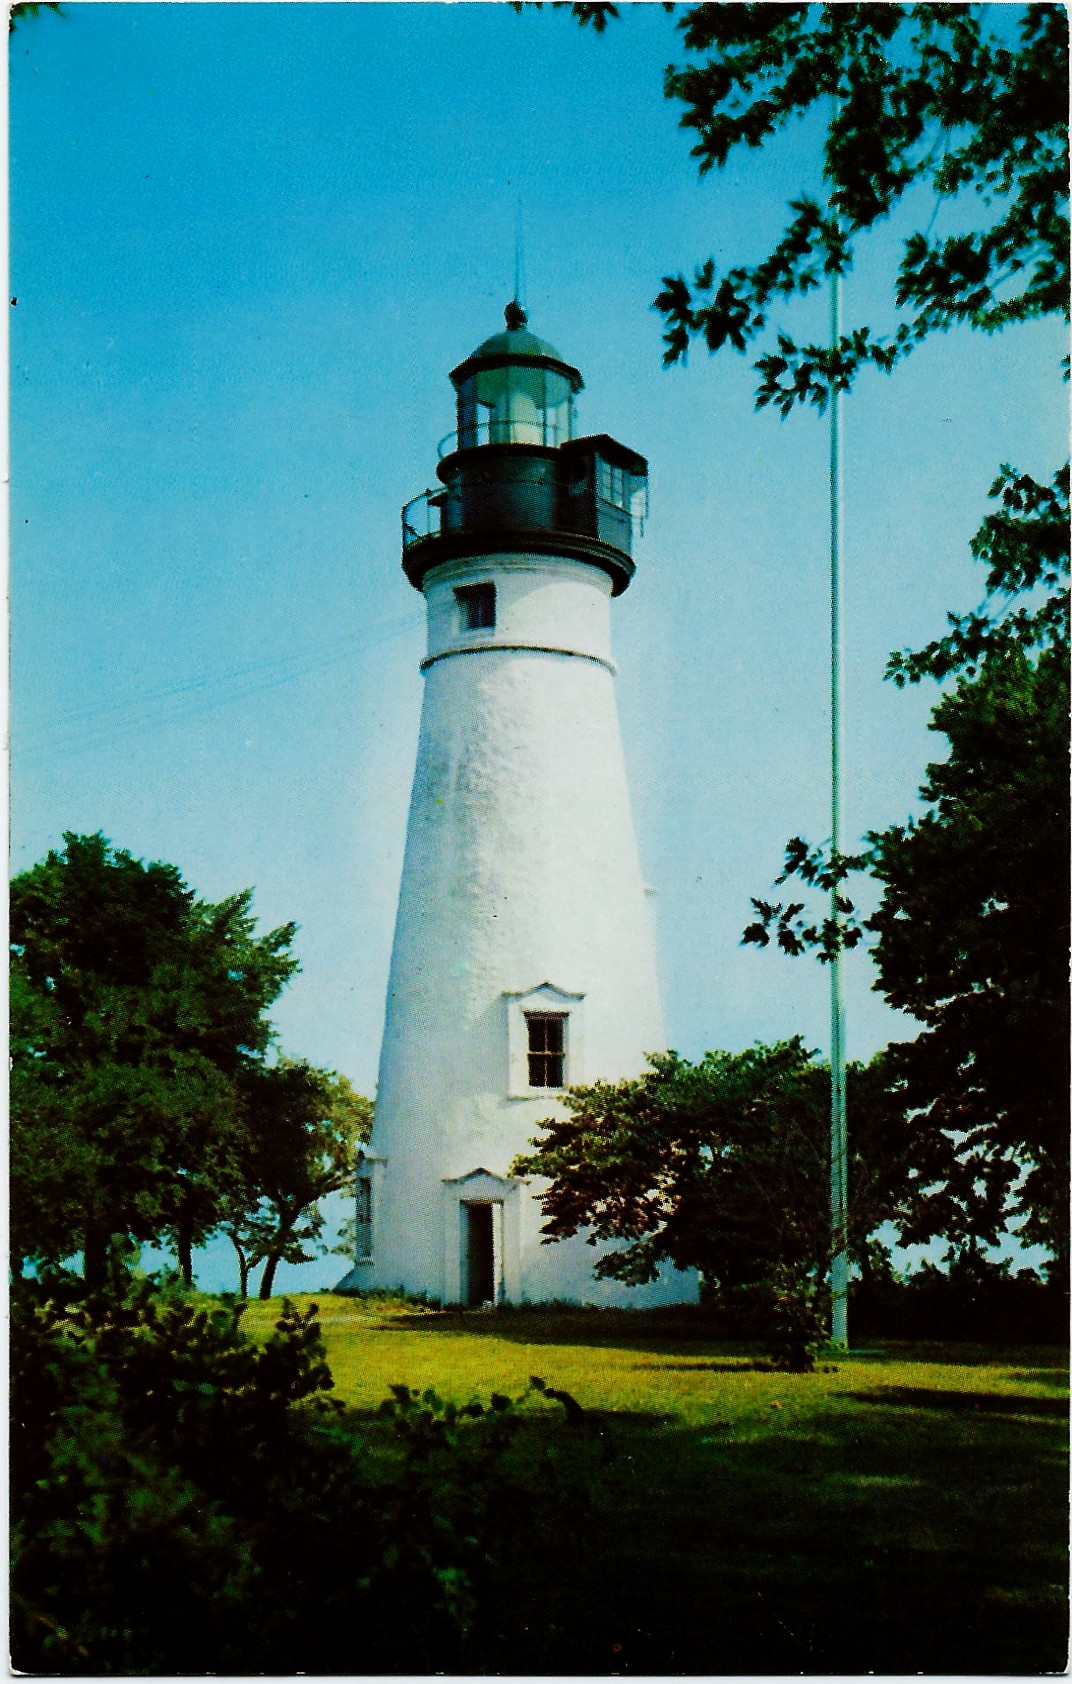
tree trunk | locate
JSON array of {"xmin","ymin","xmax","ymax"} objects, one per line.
[
  {"xmin": 109, "ymin": 1235, "xmax": 138, "ymax": 1296},
  {"xmin": 258, "ymin": 1248, "xmax": 281, "ymax": 1300},
  {"xmin": 230, "ymin": 1233, "xmax": 250, "ymax": 1300},
  {"xmin": 83, "ymin": 1217, "xmax": 107, "ymax": 1296},
  {"xmin": 258, "ymin": 1208, "xmax": 301, "ymax": 1300},
  {"xmin": 177, "ymin": 1226, "xmax": 193, "ymax": 1288},
  {"xmin": 176, "ymin": 1188, "xmax": 194, "ymax": 1287}
]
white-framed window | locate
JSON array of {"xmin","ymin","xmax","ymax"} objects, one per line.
[
  {"xmin": 504, "ymin": 982, "xmax": 585, "ymax": 1097},
  {"xmin": 525, "ymin": 1012, "xmax": 566, "ymax": 1088},
  {"xmin": 455, "ymin": 581, "xmax": 496, "ymax": 632},
  {"xmin": 348, "ymin": 1150, "xmax": 384, "ymax": 1270},
  {"xmin": 354, "ymin": 1175, "xmax": 373, "ymax": 1261}
]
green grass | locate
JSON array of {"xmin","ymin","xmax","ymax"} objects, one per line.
[{"xmin": 244, "ymin": 1295, "xmax": 1068, "ymax": 1675}]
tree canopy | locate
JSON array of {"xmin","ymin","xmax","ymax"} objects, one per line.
[
  {"xmin": 10, "ymin": 832, "xmax": 302, "ymax": 1287},
  {"xmin": 225, "ymin": 1061, "xmax": 373, "ymax": 1298},
  {"xmin": 869, "ymin": 471, "xmax": 1069, "ymax": 1269},
  {"xmin": 745, "ymin": 465, "xmax": 1070, "ymax": 1271},
  {"xmin": 651, "ymin": 3, "xmax": 1068, "ymax": 409},
  {"xmin": 512, "ymin": 1039, "xmax": 916, "ymax": 1298},
  {"xmin": 559, "ymin": 1, "xmax": 1069, "ymax": 1274}
]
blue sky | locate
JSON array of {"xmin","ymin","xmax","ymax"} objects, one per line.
[{"xmin": 11, "ymin": 3, "xmax": 1065, "ymax": 1291}]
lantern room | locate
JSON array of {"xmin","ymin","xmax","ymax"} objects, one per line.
[
  {"xmin": 401, "ymin": 302, "xmax": 649, "ymax": 597},
  {"xmin": 449, "ymin": 298, "xmax": 583, "ymax": 451}
]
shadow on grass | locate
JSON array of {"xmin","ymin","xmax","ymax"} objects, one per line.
[
  {"xmin": 380, "ymin": 1383, "xmax": 1069, "ymax": 1675},
  {"xmin": 364, "ymin": 1306, "xmax": 896, "ymax": 1365},
  {"xmin": 849, "ymin": 1385, "xmax": 1069, "ymax": 1418},
  {"xmin": 1007, "ymin": 1365, "xmax": 1070, "ymax": 1385},
  {"xmin": 852, "ymin": 1340, "xmax": 1069, "ymax": 1369},
  {"xmin": 363, "ymin": 1310, "xmax": 1069, "ymax": 1381},
  {"xmin": 645, "ymin": 1358, "xmax": 843, "ymax": 1374},
  {"xmin": 373, "ymin": 1306, "xmax": 743, "ymax": 1356}
]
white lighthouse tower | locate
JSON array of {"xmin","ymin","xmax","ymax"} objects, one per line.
[{"xmin": 340, "ymin": 303, "xmax": 697, "ymax": 1307}]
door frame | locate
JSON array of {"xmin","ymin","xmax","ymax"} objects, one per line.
[{"xmin": 441, "ymin": 1169, "xmax": 520, "ymax": 1305}]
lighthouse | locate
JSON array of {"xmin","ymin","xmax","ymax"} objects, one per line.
[{"xmin": 339, "ymin": 303, "xmax": 697, "ymax": 1307}]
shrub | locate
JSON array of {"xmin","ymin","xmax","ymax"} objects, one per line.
[
  {"xmin": 852, "ymin": 1257, "xmax": 1068, "ymax": 1343},
  {"xmin": 10, "ymin": 1272, "xmax": 560, "ymax": 1674},
  {"xmin": 721, "ymin": 1262, "xmax": 828, "ymax": 1371}
]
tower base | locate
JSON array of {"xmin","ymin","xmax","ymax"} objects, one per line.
[{"xmin": 335, "ymin": 1169, "xmax": 699, "ymax": 1308}]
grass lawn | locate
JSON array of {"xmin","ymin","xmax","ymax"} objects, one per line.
[{"xmin": 245, "ymin": 1295, "xmax": 1068, "ymax": 1676}]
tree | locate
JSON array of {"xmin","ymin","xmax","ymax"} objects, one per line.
[
  {"xmin": 872, "ymin": 645, "xmax": 1069, "ymax": 1271},
  {"xmin": 10, "ymin": 832, "xmax": 299, "ymax": 1288},
  {"xmin": 745, "ymin": 464, "xmax": 1070, "ymax": 1271},
  {"xmin": 547, "ymin": 3, "xmax": 1068, "ymax": 1270},
  {"xmin": 224, "ymin": 1060, "xmax": 373, "ymax": 1298},
  {"xmin": 650, "ymin": 4, "xmax": 1067, "ymax": 407},
  {"xmin": 512, "ymin": 1040, "xmax": 918, "ymax": 1362},
  {"xmin": 869, "ymin": 469, "xmax": 1070, "ymax": 1271}
]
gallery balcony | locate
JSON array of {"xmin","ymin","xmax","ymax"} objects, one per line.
[{"xmin": 401, "ymin": 433, "xmax": 648, "ymax": 597}]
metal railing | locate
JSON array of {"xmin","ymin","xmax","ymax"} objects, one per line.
[
  {"xmin": 401, "ymin": 478, "xmax": 645, "ymax": 552},
  {"xmin": 437, "ymin": 418, "xmax": 568, "ymax": 458},
  {"xmin": 402, "ymin": 489, "xmax": 443, "ymax": 549}
]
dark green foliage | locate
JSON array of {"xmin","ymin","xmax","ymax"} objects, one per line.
[
  {"xmin": 370, "ymin": 1380, "xmax": 540, "ymax": 1643},
  {"xmin": 9, "ymin": 2, "xmax": 62, "ymax": 32},
  {"xmin": 10, "ymin": 833, "xmax": 373, "ymax": 1299},
  {"xmin": 744, "ymin": 467, "xmax": 1070, "ymax": 1271},
  {"xmin": 529, "ymin": 1373, "xmax": 588, "ymax": 1422},
  {"xmin": 10, "ymin": 1275, "xmax": 569, "ymax": 1676},
  {"xmin": 226, "ymin": 1060, "xmax": 373, "ymax": 1297},
  {"xmin": 649, "ymin": 5, "xmax": 1068, "ymax": 408},
  {"xmin": 869, "ymin": 645, "xmax": 1070, "ymax": 1269},
  {"xmin": 10, "ymin": 833, "xmax": 299, "ymax": 1287},
  {"xmin": 553, "ymin": 3, "xmax": 1066, "ymax": 1280},
  {"xmin": 743, "ymin": 833, "xmax": 868, "ymax": 961},
  {"xmin": 510, "ymin": 1, "xmax": 621, "ymax": 33},
  {"xmin": 886, "ymin": 464, "xmax": 1070, "ymax": 685},
  {"xmin": 852, "ymin": 1256, "xmax": 1068, "ymax": 1344},
  {"xmin": 512, "ymin": 1040, "xmax": 916, "ymax": 1355},
  {"xmin": 643, "ymin": 9, "xmax": 1069, "ymax": 1274},
  {"xmin": 731, "ymin": 1259, "xmax": 827, "ymax": 1372},
  {"xmin": 11, "ymin": 1274, "xmax": 334, "ymax": 1674}
]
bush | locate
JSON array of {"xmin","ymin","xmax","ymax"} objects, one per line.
[
  {"xmin": 851, "ymin": 1257, "xmax": 1068, "ymax": 1343},
  {"xmin": 714, "ymin": 1263, "xmax": 828, "ymax": 1370},
  {"xmin": 10, "ymin": 1272, "xmax": 561, "ymax": 1674}
]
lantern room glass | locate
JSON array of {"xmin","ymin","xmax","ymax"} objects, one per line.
[{"xmin": 456, "ymin": 364, "xmax": 575, "ymax": 450}]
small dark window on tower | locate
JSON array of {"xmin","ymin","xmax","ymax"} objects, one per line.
[
  {"xmin": 526, "ymin": 1012, "xmax": 566, "ymax": 1088},
  {"xmin": 455, "ymin": 582, "xmax": 496, "ymax": 631}
]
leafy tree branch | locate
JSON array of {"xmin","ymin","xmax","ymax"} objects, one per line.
[{"xmin": 652, "ymin": 4, "xmax": 1068, "ymax": 407}]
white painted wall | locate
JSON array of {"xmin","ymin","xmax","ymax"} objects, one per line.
[{"xmin": 351, "ymin": 548, "xmax": 698, "ymax": 1306}]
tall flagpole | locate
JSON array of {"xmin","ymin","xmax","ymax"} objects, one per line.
[{"xmin": 829, "ymin": 216, "xmax": 849, "ymax": 1351}]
